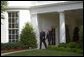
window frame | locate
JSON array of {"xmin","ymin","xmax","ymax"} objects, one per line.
[{"xmin": 8, "ymin": 11, "xmax": 19, "ymax": 42}]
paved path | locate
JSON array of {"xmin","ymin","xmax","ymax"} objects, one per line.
[{"xmin": 1, "ymin": 49, "xmax": 38, "ymax": 56}]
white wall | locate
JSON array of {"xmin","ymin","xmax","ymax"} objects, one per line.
[
  {"xmin": 19, "ymin": 10, "xmax": 31, "ymax": 34},
  {"xmin": 1, "ymin": 12, "xmax": 8, "ymax": 43}
]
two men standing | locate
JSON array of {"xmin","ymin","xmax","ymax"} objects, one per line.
[{"xmin": 40, "ymin": 28, "xmax": 55, "ymax": 49}]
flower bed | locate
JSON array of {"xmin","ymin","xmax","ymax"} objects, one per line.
[
  {"xmin": 3, "ymin": 48, "xmax": 8, "ymax": 51},
  {"xmin": 2, "ymin": 47, "xmax": 22, "ymax": 51},
  {"xmin": 1, "ymin": 42, "xmax": 26, "ymax": 51},
  {"xmin": 17, "ymin": 47, "xmax": 22, "ymax": 50}
]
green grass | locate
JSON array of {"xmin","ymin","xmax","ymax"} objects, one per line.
[{"xmin": 3, "ymin": 49, "xmax": 83, "ymax": 56}]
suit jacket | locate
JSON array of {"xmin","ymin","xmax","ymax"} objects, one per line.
[
  {"xmin": 47, "ymin": 31, "xmax": 52, "ymax": 41},
  {"xmin": 40, "ymin": 31, "xmax": 45, "ymax": 41}
]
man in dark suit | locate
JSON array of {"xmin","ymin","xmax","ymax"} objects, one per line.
[
  {"xmin": 51, "ymin": 27, "xmax": 55, "ymax": 45},
  {"xmin": 46, "ymin": 29, "xmax": 52, "ymax": 45},
  {"xmin": 40, "ymin": 30, "xmax": 47, "ymax": 49}
]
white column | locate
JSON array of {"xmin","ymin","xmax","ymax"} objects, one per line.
[
  {"xmin": 59, "ymin": 11, "xmax": 66, "ymax": 43},
  {"xmin": 31, "ymin": 14, "xmax": 40, "ymax": 49}
]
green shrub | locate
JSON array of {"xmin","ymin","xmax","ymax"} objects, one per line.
[
  {"xmin": 57, "ymin": 42, "xmax": 82, "ymax": 49},
  {"xmin": 1, "ymin": 43, "xmax": 5, "ymax": 50},
  {"xmin": 79, "ymin": 25, "xmax": 83, "ymax": 49},
  {"xmin": 1, "ymin": 42, "xmax": 25, "ymax": 50},
  {"xmin": 76, "ymin": 49, "xmax": 83, "ymax": 54},
  {"xmin": 47, "ymin": 45, "xmax": 71, "ymax": 51},
  {"xmin": 47, "ymin": 45, "xmax": 57, "ymax": 50},
  {"xmin": 71, "ymin": 48, "xmax": 77, "ymax": 52},
  {"xmin": 71, "ymin": 48, "xmax": 83, "ymax": 54},
  {"xmin": 63, "ymin": 47, "xmax": 71, "ymax": 51},
  {"xmin": 47, "ymin": 45, "xmax": 83, "ymax": 54},
  {"xmin": 75, "ymin": 43, "xmax": 82, "ymax": 49},
  {"xmin": 20, "ymin": 22, "xmax": 37, "ymax": 49},
  {"xmin": 55, "ymin": 47, "xmax": 71, "ymax": 51},
  {"xmin": 66, "ymin": 42, "xmax": 78, "ymax": 48},
  {"xmin": 57, "ymin": 47, "xmax": 65, "ymax": 51},
  {"xmin": 58, "ymin": 43, "xmax": 67, "ymax": 48},
  {"xmin": 1, "ymin": 43, "xmax": 10, "ymax": 50}
]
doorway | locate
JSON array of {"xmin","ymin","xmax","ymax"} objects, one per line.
[{"xmin": 37, "ymin": 12, "xmax": 59, "ymax": 48}]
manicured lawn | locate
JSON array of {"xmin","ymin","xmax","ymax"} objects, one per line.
[{"xmin": 3, "ymin": 49, "xmax": 83, "ymax": 56}]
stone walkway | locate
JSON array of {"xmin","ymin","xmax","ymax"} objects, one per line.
[{"xmin": 1, "ymin": 49, "xmax": 38, "ymax": 56}]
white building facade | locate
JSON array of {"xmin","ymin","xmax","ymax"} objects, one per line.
[{"xmin": 1, "ymin": 1, "xmax": 83, "ymax": 48}]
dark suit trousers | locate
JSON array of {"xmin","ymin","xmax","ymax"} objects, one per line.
[{"xmin": 40, "ymin": 40, "xmax": 47, "ymax": 49}]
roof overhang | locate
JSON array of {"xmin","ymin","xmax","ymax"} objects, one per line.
[
  {"xmin": 30, "ymin": 1, "xmax": 83, "ymax": 9},
  {"xmin": 5, "ymin": 1, "xmax": 83, "ymax": 10}
]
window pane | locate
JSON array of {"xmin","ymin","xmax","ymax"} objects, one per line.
[
  {"xmin": 8, "ymin": 13, "xmax": 11, "ymax": 17},
  {"xmin": 16, "ymin": 35, "xmax": 18, "ymax": 39},
  {"xmin": 9, "ymin": 35, "xmax": 11, "ymax": 39},
  {"xmin": 11, "ymin": 24, "xmax": 15, "ymax": 28},
  {"xmin": 12, "ymin": 12, "xmax": 15, "ymax": 17},
  {"xmin": 8, "ymin": 18, "xmax": 11, "ymax": 23},
  {"xmin": 12, "ymin": 40, "xmax": 15, "ymax": 42},
  {"xmin": 11, "ymin": 35, "xmax": 15, "ymax": 39},
  {"xmin": 16, "ymin": 12, "xmax": 18, "ymax": 17},
  {"xmin": 12, "ymin": 29, "xmax": 15, "ymax": 34},
  {"xmin": 16, "ymin": 30, "xmax": 18, "ymax": 34},
  {"xmin": 9, "ymin": 30, "xmax": 11, "ymax": 34},
  {"xmin": 12, "ymin": 18, "xmax": 15, "ymax": 23},
  {"xmin": 9, "ymin": 24, "xmax": 11, "ymax": 28},
  {"xmin": 9, "ymin": 39, "xmax": 11, "ymax": 42},
  {"xmin": 16, "ymin": 18, "xmax": 19, "ymax": 24},
  {"xmin": 16, "ymin": 24, "xmax": 18, "ymax": 28}
]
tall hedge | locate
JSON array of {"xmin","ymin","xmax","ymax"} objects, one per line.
[{"xmin": 20, "ymin": 22, "xmax": 37, "ymax": 49}]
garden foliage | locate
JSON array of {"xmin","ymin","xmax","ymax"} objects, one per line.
[
  {"xmin": 1, "ymin": 42, "xmax": 25, "ymax": 50},
  {"xmin": 20, "ymin": 22, "xmax": 37, "ymax": 48}
]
